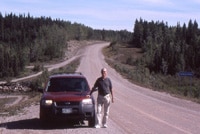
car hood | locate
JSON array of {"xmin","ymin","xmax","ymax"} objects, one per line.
[{"xmin": 42, "ymin": 91, "xmax": 89, "ymax": 101}]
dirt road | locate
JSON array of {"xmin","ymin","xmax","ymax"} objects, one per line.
[{"xmin": 1, "ymin": 42, "xmax": 200, "ymax": 134}]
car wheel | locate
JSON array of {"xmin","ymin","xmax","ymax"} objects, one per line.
[
  {"xmin": 39, "ymin": 111, "xmax": 51, "ymax": 128},
  {"xmin": 39, "ymin": 109, "xmax": 48, "ymax": 122}
]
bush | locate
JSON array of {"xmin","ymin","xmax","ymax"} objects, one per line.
[
  {"xmin": 32, "ymin": 63, "xmax": 43, "ymax": 72},
  {"xmin": 30, "ymin": 69, "xmax": 49, "ymax": 90}
]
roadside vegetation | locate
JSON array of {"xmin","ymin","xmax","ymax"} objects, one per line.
[
  {"xmin": 104, "ymin": 18, "xmax": 200, "ymax": 103},
  {"xmin": 104, "ymin": 43, "xmax": 200, "ymax": 103}
]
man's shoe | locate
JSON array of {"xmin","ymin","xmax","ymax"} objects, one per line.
[
  {"xmin": 103, "ymin": 124, "xmax": 108, "ymax": 128},
  {"xmin": 95, "ymin": 124, "xmax": 101, "ymax": 128}
]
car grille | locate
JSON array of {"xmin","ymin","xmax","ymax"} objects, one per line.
[{"xmin": 55, "ymin": 101, "xmax": 80, "ymax": 106}]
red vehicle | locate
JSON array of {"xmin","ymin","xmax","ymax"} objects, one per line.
[{"xmin": 39, "ymin": 73, "xmax": 95, "ymax": 127}]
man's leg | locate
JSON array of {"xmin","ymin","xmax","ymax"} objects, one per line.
[
  {"xmin": 96, "ymin": 96, "xmax": 103, "ymax": 127},
  {"xmin": 102, "ymin": 95, "xmax": 111, "ymax": 127}
]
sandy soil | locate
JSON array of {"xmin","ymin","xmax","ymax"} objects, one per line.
[{"xmin": 1, "ymin": 42, "xmax": 200, "ymax": 134}]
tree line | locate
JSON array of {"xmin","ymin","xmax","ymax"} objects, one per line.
[
  {"xmin": 131, "ymin": 18, "xmax": 200, "ymax": 77},
  {"xmin": 0, "ymin": 12, "xmax": 132, "ymax": 78}
]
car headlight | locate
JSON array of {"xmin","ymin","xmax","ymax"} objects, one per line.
[
  {"xmin": 82, "ymin": 98, "xmax": 93, "ymax": 105},
  {"xmin": 42, "ymin": 100, "xmax": 53, "ymax": 106}
]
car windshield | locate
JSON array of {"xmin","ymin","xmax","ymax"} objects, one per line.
[{"xmin": 46, "ymin": 77, "xmax": 89, "ymax": 92}]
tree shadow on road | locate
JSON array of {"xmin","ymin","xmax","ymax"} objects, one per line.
[{"xmin": 0, "ymin": 118, "xmax": 89, "ymax": 130}]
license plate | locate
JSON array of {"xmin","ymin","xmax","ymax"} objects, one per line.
[{"xmin": 62, "ymin": 108, "xmax": 72, "ymax": 114}]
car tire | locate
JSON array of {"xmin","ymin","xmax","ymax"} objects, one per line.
[
  {"xmin": 39, "ymin": 109, "xmax": 48, "ymax": 122},
  {"xmin": 39, "ymin": 111, "xmax": 51, "ymax": 128}
]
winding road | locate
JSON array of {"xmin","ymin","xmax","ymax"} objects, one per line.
[{"xmin": 1, "ymin": 42, "xmax": 200, "ymax": 134}]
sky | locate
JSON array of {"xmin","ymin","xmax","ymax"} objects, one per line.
[{"xmin": 0, "ymin": 0, "xmax": 200, "ymax": 32}]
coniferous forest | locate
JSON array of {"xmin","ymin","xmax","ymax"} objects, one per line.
[
  {"xmin": 131, "ymin": 18, "xmax": 200, "ymax": 77},
  {"xmin": 0, "ymin": 12, "xmax": 200, "ymax": 81},
  {"xmin": 0, "ymin": 13, "xmax": 132, "ymax": 78}
]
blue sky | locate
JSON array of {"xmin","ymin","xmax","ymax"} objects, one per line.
[{"xmin": 0, "ymin": 0, "xmax": 200, "ymax": 32}]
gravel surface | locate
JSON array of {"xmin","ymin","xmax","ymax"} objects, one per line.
[{"xmin": 1, "ymin": 42, "xmax": 200, "ymax": 134}]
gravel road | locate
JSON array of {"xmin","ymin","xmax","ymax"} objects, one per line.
[{"xmin": 1, "ymin": 42, "xmax": 200, "ymax": 134}]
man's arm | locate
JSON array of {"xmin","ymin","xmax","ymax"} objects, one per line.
[
  {"xmin": 90, "ymin": 87, "xmax": 96, "ymax": 95},
  {"xmin": 110, "ymin": 88, "xmax": 114, "ymax": 103},
  {"xmin": 108, "ymin": 78, "xmax": 114, "ymax": 103},
  {"xmin": 90, "ymin": 79, "xmax": 98, "ymax": 95}
]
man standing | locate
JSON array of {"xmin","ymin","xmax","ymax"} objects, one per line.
[{"xmin": 90, "ymin": 68, "xmax": 114, "ymax": 128}]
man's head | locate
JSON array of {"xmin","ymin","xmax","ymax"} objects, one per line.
[{"xmin": 101, "ymin": 68, "xmax": 107, "ymax": 78}]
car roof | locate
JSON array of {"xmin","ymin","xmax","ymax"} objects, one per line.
[{"xmin": 49, "ymin": 72, "xmax": 85, "ymax": 79}]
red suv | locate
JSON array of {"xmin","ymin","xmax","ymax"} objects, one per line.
[{"xmin": 39, "ymin": 73, "xmax": 95, "ymax": 127}]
